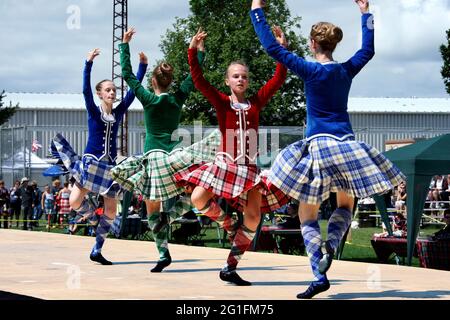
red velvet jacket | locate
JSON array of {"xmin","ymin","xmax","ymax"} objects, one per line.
[{"xmin": 188, "ymin": 48, "xmax": 287, "ymax": 164}]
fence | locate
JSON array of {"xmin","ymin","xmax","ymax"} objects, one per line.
[
  {"xmin": 2, "ymin": 124, "xmax": 450, "ymax": 187},
  {"xmin": 0, "ymin": 126, "xmax": 32, "ymax": 185}
]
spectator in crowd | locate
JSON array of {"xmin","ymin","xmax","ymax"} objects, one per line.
[
  {"xmin": 41, "ymin": 185, "xmax": 55, "ymax": 228},
  {"xmin": 9, "ymin": 180, "xmax": 21, "ymax": 228},
  {"xmin": 57, "ymin": 181, "xmax": 71, "ymax": 227},
  {"xmin": 31, "ymin": 180, "xmax": 43, "ymax": 227},
  {"xmin": 18, "ymin": 177, "xmax": 34, "ymax": 230},
  {"xmin": 0, "ymin": 180, "xmax": 10, "ymax": 228},
  {"xmin": 374, "ymin": 211, "xmax": 407, "ymax": 238},
  {"xmin": 439, "ymin": 174, "xmax": 450, "ymax": 203},
  {"xmin": 429, "ymin": 175, "xmax": 448, "ymax": 208},
  {"xmin": 392, "ymin": 212, "xmax": 407, "ymax": 237},
  {"xmin": 432, "ymin": 209, "xmax": 450, "ymax": 241},
  {"xmin": 395, "ymin": 181, "xmax": 407, "ymax": 213},
  {"xmin": 276, "ymin": 201, "xmax": 301, "ymax": 229},
  {"xmin": 51, "ymin": 179, "xmax": 62, "ymax": 225}
]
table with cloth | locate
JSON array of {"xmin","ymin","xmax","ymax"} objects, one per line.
[
  {"xmin": 371, "ymin": 236, "xmax": 418, "ymax": 263},
  {"xmin": 416, "ymin": 238, "xmax": 450, "ymax": 271}
]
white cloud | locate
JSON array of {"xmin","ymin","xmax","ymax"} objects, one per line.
[{"xmin": 375, "ymin": 0, "xmax": 449, "ymax": 61}]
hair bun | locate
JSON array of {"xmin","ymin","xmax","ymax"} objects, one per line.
[
  {"xmin": 310, "ymin": 22, "xmax": 343, "ymax": 52},
  {"xmin": 153, "ymin": 62, "xmax": 174, "ymax": 89},
  {"xmin": 160, "ymin": 63, "xmax": 173, "ymax": 75}
]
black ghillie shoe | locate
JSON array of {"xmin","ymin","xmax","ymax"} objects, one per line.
[
  {"xmin": 152, "ymin": 212, "xmax": 169, "ymax": 234},
  {"xmin": 151, "ymin": 255, "xmax": 172, "ymax": 273},
  {"xmin": 296, "ymin": 279, "xmax": 330, "ymax": 299},
  {"xmin": 319, "ymin": 241, "xmax": 335, "ymax": 274},
  {"xmin": 90, "ymin": 252, "xmax": 113, "ymax": 265},
  {"xmin": 219, "ymin": 270, "xmax": 251, "ymax": 286}
]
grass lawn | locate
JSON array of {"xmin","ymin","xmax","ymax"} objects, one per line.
[{"xmin": 194, "ymin": 220, "xmax": 442, "ymax": 267}]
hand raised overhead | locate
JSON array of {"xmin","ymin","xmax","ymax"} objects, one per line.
[
  {"xmin": 251, "ymin": 0, "xmax": 266, "ymax": 10},
  {"xmin": 123, "ymin": 27, "xmax": 136, "ymax": 43},
  {"xmin": 355, "ymin": 0, "xmax": 369, "ymax": 14},
  {"xmin": 189, "ymin": 27, "xmax": 208, "ymax": 51},
  {"xmin": 87, "ymin": 48, "xmax": 100, "ymax": 62},
  {"xmin": 139, "ymin": 52, "xmax": 148, "ymax": 65},
  {"xmin": 272, "ymin": 25, "xmax": 288, "ymax": 48}
]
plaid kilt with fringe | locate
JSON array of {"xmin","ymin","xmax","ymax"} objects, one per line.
[
  {"xmin": 268, "ymin": 136, "xmax": 406, "ymax": 205},
  {"xmin": 51, "ymin": 134, "xmax": 122, "ymax": 199},
  {"xmin": 110, "ymin": 129, "xmax": 221, "ymax": 202},
  {"xmin": 174, "ymin": 155, "xmax": 290, "ymax": 214}
]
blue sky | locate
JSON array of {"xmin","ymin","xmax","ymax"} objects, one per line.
[{"xmin": 0, "ymin": 0, "xmax": 449, "ymax": 97}]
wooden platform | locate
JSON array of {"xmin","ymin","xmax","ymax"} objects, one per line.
[{"xmin": 1, "ymin": 229, "xmax": 449, "ymax": 300}]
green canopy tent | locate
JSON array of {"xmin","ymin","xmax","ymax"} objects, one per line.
[{"xmin": 374, "ymin": 134, "xmax": 450, "ymax": 265}]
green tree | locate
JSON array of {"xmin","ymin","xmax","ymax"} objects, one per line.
[
  {"xmin": 159, "ymin": 0, "xmax": 308, "ymax": 125},
  {"xmin": 0, "ymin": 91, "xmax": 18, "ymax": 126},
  {"xmin": 440, "ymin": 29, "xmax": 450, "ymax": 95}
]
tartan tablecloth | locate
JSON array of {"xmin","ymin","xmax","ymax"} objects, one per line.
[
  {"xmin": 416, "ymin": 238, "xmax": 450, "ymax": 271},
  {"xmin": 371, "ymin": 236, "xmax": 418, "ymax": 263}
]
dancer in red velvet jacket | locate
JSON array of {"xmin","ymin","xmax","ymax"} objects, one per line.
[{"xmin": 175, "ymin": 29, "xmax": 289, "ymax": 286}]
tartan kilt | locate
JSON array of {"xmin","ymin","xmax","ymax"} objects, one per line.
[
  {"xmin": 51, "ymin": 134, "xmax": 122, "ymax": 199},
  {"xmin": 174, "ymin": 155, "xmax": 290, "ymax": 214},
  {"xmin": 110, "ymin": 129, "xmax": 221, "ymax": 202},
  {"xmin": 268, "ymin": 136, "xmax": 406, "ymax": 205}
]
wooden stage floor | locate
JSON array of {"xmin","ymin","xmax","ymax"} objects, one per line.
[{"xmin": 1, "ymin": 229, "xmax": 449, "ymax": 300}]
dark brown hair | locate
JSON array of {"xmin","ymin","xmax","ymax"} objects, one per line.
[{"xmin": 152, "ymin": 62, "xmax": 174, "ymax": 89}]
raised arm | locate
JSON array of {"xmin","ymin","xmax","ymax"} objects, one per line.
[
  {"xmin": 119, "ymin": 28, "xmax": 155, "ymax": 107},
  {"xmin": 342, "ymin": 0, "xmax": 374, "ymax": 78},
  {"xmin": 250, "ymin": 6, "xmax": 315, "ymax": 81},
  {"xmin": 254, "ymin": 62, "xmax": 287, "ymax": 110},
  {"xmin": 175, "ymin": 50, "xmax": 206, "ymax": 105},
  {"xmin": 83, "ymin": 48, "xmax": 101, "ymax": 115},
  {"xmin": 119, "ymin": 53, "xmax": 148, "ymax": 109},
  {"xmin": 188, "ymin": 29, "xmax": 227, "ymax": 109}
]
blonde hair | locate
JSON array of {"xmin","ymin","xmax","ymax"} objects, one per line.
[
  {"xmin": 152, "ymin": 62, "xmax": 174, "ymax": 89},
  {"xmin": 310, "ymin": 22, "xmax": 343, "ymax": 52},
  {"xmin": 225, "ymin": 60, "xmax": 249, "ymax": 79}
]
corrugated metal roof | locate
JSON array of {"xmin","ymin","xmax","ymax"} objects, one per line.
[
  {"xmin": 4, "ymin": 92, "xmax": 144, "ymax": 111},
  {"xmin": 347, "ymin": 97, "xmax": 450, "ymax": 113},
  {"xmin": 4, "ymin": 92, "xmax": 450, "ymax": 113}
]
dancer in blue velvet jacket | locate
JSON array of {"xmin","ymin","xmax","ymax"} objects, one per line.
[
  {"xmin": 52, "ymin": 48, "xmax": 147, "ymax": 265},
  {"xmin": 251, "ymin": 0, "xmax": 405, "ymax": 298}
]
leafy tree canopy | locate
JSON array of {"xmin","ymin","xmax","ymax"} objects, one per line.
[
  {"xmin": 0, "ymin": 91, "xmax": 18, "ymax": 126},
  {"xmin": 440, "ymin": 29, "xmax": 450, "ymax": 95},
  {"xmin": 158, "ymin": 0, "xmax": 308, "ymax": 125}
]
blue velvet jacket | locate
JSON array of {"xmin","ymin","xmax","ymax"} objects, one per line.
[
  {"xmin": 251, "ymin": 8, "xmax": 375, "ymax": 141},
  {"xmin": 82, "ymin": 60, "xmax": 147, "ymax": 164}
]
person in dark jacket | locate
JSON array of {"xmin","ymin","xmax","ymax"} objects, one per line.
[{"xmin": 18, "ymin": 177, "xmax": 34, "ymax": 230}]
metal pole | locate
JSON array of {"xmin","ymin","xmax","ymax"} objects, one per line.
[
  {"xmin": 27, "ymin": 126, "xmax": 31, "ymax": 178},
  {"xmin": 23, "ymin": 126, "xmax": 26, "ymax": 179},
  {"xmin": 11, "ymin": 127, "xmax": 14, "ymax": 185},
  {"xmin": 112, "ymin": 0, "xmax": 128, "ymax": 157}
]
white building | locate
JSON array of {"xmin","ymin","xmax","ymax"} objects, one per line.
[{"xmin": 1, "ymin": 92, "xmax": 450, "ymax": 184}]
